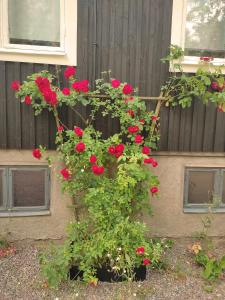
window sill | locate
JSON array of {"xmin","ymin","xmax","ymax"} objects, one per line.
[
  {"xmin": 183, "ymin": 207, "xmax": 225, "ymax": 214},
  {"xmin": 0, "ymin": 210, "xmax": 51, "ymax": 217}
]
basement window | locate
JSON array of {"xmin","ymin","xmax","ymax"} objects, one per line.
[
  {"xmin": 171, "ymin": 0, "xmax": 225, "ymax": 73},
  {"xmin": 0, "ymin": 166, "xmax": 50, "ymax": 217},
  {"xmin": 184, "ymin": 168, "xmax": 225, "ymax": 213}
]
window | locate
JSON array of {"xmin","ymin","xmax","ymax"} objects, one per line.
[
  {"xmin": 171, "ymin": 0, "xmax": 225, "ymax": 72},
  {"xmin": 0, "ymin": 0, "xmax": 77, "ymax": 65},
  {"xmin": 0, "ymin": 166, "xmax": 50, "ymax": 216},
  {"xmin": 184, "ymin": 167, "xmax": 225, "ymax": 213}
]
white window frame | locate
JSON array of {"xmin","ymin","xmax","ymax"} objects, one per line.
[
  {"xmin": 0, "ymin": 0, "xmax": 77, "ymax": 65},
  {"xmin": 171, "ymin": 0, "xmax": 225, "ymax": 73}
]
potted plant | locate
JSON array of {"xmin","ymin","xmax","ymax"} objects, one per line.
[{"xmin": 12, "ymin": 68, "xmax": 165, "ymax": 287}]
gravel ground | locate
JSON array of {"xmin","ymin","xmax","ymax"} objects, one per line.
[{"xmin": 1, "ymin": 238, "xmax": 225, "ymax": 300}]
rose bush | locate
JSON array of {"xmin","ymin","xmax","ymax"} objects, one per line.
[{"xmin": 13, "ymin": 68, "xmax": 164, "ymax": 287}]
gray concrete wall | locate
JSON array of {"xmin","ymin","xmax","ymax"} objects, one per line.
[{"xmin": 0, "ymin": 150, "xmax": 225, "ymax": 240}]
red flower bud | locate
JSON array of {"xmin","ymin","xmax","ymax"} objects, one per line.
[
  {"xmin": 32, "ymin": 148, "xmax": 41, "ymax": 159},
  {"xmin": 150, "ymin": 186, "xmax": 158, "ymax": 194},
  {"xmin": 136, "ymin": 247, "xmax": 145, "ymax": 255},
  {"xmin": 60, "ymin": 168, "xmax": 71, "ymax": 180},
  {"xmin": 108, "ymin": 146, "xmax": 116, "ymax": 155},
  {"xmin": 142, "ymin": 146, "xmax": 150, "ymax": 155},
  {"xmin": 64, "ymin": 66, "xmax": 76, "ymax": 79},
  {"xmin": 74, "ymin": 127, "xmax": 83, "ymax": 137},
  {"xmin": 123, "ymin": 84, "xmax": 133, "ymax": 95},
  {"xmin": 89, "ymin": 155, "xmax": 97, "ymax": 164},
  {"xmin": 151, "ymin": 115, "xmax": 158, "ymax": 121},
  {"xmin": 57, "ymin": 125, "xmax": 64, "ymax": 133},
  {"xmin": 11, "ymin": 80, "xmax": 20, "ymax": 91},
  {"xmin": 127, "ymin": 110, "xmax": 134, "ymax": 117},
  {"xmin": 135, "ymin": 135, "xmax": 143, "ymax": 144},
  {"xmin": 143, "ymin": 258, "xmax": 151, "ymax": 265},
  {"xmin": 111, "ymin": 79, "xmax": 120, "ymax": 88},
  {"xmin": 128, "ymin": 126, "xmax": 139, "ymax": 134},
  {"xmin": 24, "ymin": 95, "xmax": 32, "ymax": 105},
  {"xmin": 144, "ymin": 157, "xmax": 153, "ymax": 164},
  {"xmin": 92, "ymin": 164, "xmax": 104, "ymax": 175},
  {"xmin": 75, "ymin": 142, "xmax": 86, "ymax": 153},
  {"xmin": 62, "ymin": 87, "xmax": 71, "ymax": 95}
]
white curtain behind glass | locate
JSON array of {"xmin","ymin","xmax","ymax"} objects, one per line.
[
  {"xmin": 8, "ymin": 0, "xmax": 60, "ymax": 46},
  {"xmin": 185, "ymin": 0, "xmax": 225, "ymax": 57}
]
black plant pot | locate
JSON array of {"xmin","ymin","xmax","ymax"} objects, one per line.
[{"xmin": 69, "ymin": 265, "xmax": 146, "ymax": 282}]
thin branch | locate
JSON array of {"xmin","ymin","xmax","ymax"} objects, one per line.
[
  {"xmin": 69, "ymin": 107, "xmax": 89, "ymax": 126},
  {"xmin": 85, "ymin": 94, "xmax": 166, "ymax": 101}
]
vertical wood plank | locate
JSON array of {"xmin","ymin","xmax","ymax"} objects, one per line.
[{"xmin": 0, "ymin": 62, "xmax": 7, "ymax": 148}]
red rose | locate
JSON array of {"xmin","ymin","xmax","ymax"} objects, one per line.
[
  {"xmin": 123, "ymin": 84, "xmax": 133, "ymax": 95},
  {"xmin": 62, "ymin": 87, "xmax": 71, "ymax": 95},
  {"xmin": 35, "ymin": 77, "xmax": 50, "ymax": 93},
  {"xmin": 24, "ymin": 95, "xmax": 32, "ymax": 105},
  {"xmin": 74, "ymin": 127, "xmax": 83, "ymax": 137},
  {"xmin": 150, "ymin": 186, "xmax": 158, "ymax": 194},
  {"xmin": 92, "ymin": 165, "xmax": 104, "ymax": 175},
  {"xmin": 42, "ymin": 88, "xmax": 58, "ymax": 106},
  {"xmin": 115, "ymin": 144, "xmax": 125, "ymax": 153},
  {"xmin": 142, "ymin": 146, "xmax": 150, "ymax": 155},
  {"xmin": 144, "ymin": 157, "xmax": 153, "ymax": 164},
  {"xmin": 57, "ymin": 125, "xmax": 64, "ymax": 133},
  {"xmin": 32, "ymin": 148, "xmax": 41, "ymax": 159},
  {"xmin": 11, "ymin": 80, "xmax": 20, "ymax": 91},
  {"xmin": 151, "ymin": 115, "xmax": 158, "ymax": 121},
  {"xmin": 136, "ymin": 247, "xmax": 145, "ymax": 255},
  {"xmin": 135, "ymin": 135, "xmax": 143, "ymax": 144},
  {"xmin": 108, "ymin": 146, "xmax": 116, "ymax": 155},
  {"xmin": 64, "ymin": 66, "xmax": 76, "ymax": 79},
  {"xmin": 75, "ymin": 142, "xmax": 86, "ymax": 153},
  {"xmin": 89, "ymin": 155, "xmax": 97, "ymax": 164},
  {"xmin": 151, "ymin": 160, "xmax": 158, "ymax": 167},
  {"xmin": 143, "ymin": 258, "xmax": 150, "ymax": 265},
  {"xmin": 128, "ymin": 126, "xmax": 139, "ymax": 134},
  {"xmin": 139, "ymin": 119, "xmax": 145, "ymax": 125},
  {"xmin": 60, "ymin": 168, "xmax": 71, "ymax": 180},
  {"xmin": 111, "ymin": 79, "xmax": 120, "ymax": 88},
  {"xmin": 72, "ymin": 80, "xmax": 89, "ymax": 93},
  {"xmin": 200, "ymin": 56, "xmax": 213, "ymax": 62},
  {"xmin": 127, "ymin": 110, "xmax": 134, "ymax": 117}
]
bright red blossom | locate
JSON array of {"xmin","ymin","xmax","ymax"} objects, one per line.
[
  {"xmin": 150, "ymin": 186, "xmax": 158, "ymax": 194},
  {"xmin": 127, "ymin": 110, "xmax": 134, "ymax": 117},
  {"xmin": 108, "ymin": 146, "xmax": 116, "ymax": 155},
  {"xmin": 74, "ymin": 127, "xmax": 83, "ymax": 137},
  {"xmin": 72, "ymin": 80, "xmax": 89, "ymax": 93},
  {"xmin": 152, "ymin": 160, "xmax": 158, "ymax": 167},
  {"xmin": 32, "ymin": 148, "xmax": 41, "ymax": 159},
  {"xmin": 62, "ymin": 88, "xmax": 70, "ymax": 95},
  {"xmin": 151, "ymin": 115, "xmax": 158, "ymax": 121},
  {"xmin": 57, "ymin": 125, "xmax": 64, "ymax": 133},
  {"xmin": 143, "ymin": 258, "xmax": 151, "ymax": 265},
  {"xmin": 136, "ymin": 247, "xmax": 145, "ymax": 255},
  {"xmin": 75, "ymin": 142, "xmax": 86, "ymax": 153},
  {"xmin": 60, "ymin": 168, "xmax": 71, "ymax": 180},
  {"xmin": 64, "ymin": 66, "xmax": 76, "ymax": 79},
  {"xmin": 92, "ymin": 165, "xmax": 105, "ymax": 175},
  {"xmin": 128, "ymin": 126, "xmax": 139, "ymax": 134},
  {"xmin": 111, "ymin": 79, "xmax": 120, "ymax": 88},
  {"xmin": 135, "ymin": 135, "xmax": 143, "ymax": 144},
  {"xmin": 144, "ymin": 157, "xmax": 153, "ymax": 164},
  {"xmin": 11, "ymin": 80, "xmax": 20, "ymax": 91},
  {"xmin": 122, "ymin": 84, "xmax": 133, "ymax": 95},
  {"xmin": 24, "ymin": 95, "xmax": 32, "ymax": 105},
  {"xmin": 142, "ymin": 146, "xmax": 150, "ymax": 155},
  {"xmin": 89, "ymin": 155, "xmax": 97, "ymax": 164}
]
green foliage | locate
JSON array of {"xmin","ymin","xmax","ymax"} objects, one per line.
[
  {"xmin": 14, "ymin": 68, "xmax": 163, "ymax": 287},
  {"xmin": 195, "ymin": 251, "xmax": 225, "ymax": 281},
  {"xmin": 161, "ymin": 45, "xmax": 225, "ymax": 112}
]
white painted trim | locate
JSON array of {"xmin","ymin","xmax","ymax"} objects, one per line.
[
  {"xmin": 171, "ymin": 0, "xmax": 225, "ymax": 73},
  {"xmin": 0, "ymin": 0, "xmax": 77, "ymax": 65}
]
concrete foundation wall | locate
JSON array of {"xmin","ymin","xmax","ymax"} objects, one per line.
[{"xmin": 0, "ymin": 150, "xmax": 225, "ymax": 240}]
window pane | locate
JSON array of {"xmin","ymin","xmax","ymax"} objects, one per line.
[
  {"xmin": 188, "ymin": 171, "xmax": 214, "ymax": 204},
  {"xmin": 185, "ymin": 0, "xmax": 225, "ymax": 58},
  {"xmin": 8, "ymin": 0, "xmax": 60, "ymax": 47},
  {"xmin": 12, "ymin": 170, "xmax": 46, "ymax": 207},
  {"xmin": 0, "ymin": 170, "xmax": 3, "ymax": 207}
]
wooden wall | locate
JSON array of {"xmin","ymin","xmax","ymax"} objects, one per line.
[{"xmin": 0, "ymin": 0, "xmax": 224, "ymax": 152}]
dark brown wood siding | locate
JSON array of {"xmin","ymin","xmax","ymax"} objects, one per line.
[{"xmin": 0, "ymin": 0, "xmax": 224, "ymax": 152}]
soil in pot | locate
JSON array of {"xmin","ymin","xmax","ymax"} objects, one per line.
[{"xmin": 69, "ymin": 265, "xmax": 146, "ymax": 282}]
